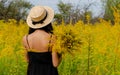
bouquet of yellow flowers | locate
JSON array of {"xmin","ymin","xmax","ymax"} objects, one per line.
[{"xmin": 52, "ymin": 23, "xmax": 83, "ymax": 55}]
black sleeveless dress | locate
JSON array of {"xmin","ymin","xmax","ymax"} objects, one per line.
[{"xmin": 26, "ymin": 35, "xmax": 58, "ymax": 75}]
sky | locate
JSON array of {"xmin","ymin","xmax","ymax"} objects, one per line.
[{"xmin": 26, "ymin": 0, "xmax": 104, "ymax": 17}]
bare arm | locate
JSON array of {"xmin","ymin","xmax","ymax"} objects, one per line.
[
  {"xmin": 22, "ymin": 35, "xmax": 29, "ymax": 63},
  {"xmin": 52, "ymin": 52, "xmax": 62, "ymax": 67},
  {"xmin": 50, "ymin": 35, "xmax": 62, "ymax": 67},
  {"xmin": 24, "ymin": 50, "xmax": 29, "ymax": 63}
]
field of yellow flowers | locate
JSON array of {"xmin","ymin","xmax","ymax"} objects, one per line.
[{"xmin": 0, "ymin": 10, "xmax": 120, "ymax": 75}]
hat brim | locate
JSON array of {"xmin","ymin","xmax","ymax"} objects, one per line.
[{"xmin": 26, "ymin": 6, "xmax": 54, "ymax": 29}]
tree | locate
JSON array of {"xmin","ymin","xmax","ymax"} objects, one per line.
[
  {"xmin": 54, "ymin": 13, "xmax": 63, "ymax": 24},
  {"xmin": 55, "ymin": 0, "xmax": 96, "ymax": 24},
  {"xmin": 0, "ymin": 0, "xmax": 33, "ymax": 21},
  {"xmin": 57, "ymin": 1, "xmax": 73, "ymax": 24},
  {"xmin": 102, "ymin": 0, "xmax": 120, "ymax": 24}
]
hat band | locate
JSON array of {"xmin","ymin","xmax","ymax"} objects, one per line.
[{"xmin": 32, "ymin": 11, "xmax": 48, "ymax": 25}]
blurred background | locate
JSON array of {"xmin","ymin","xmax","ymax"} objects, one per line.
[
  {"xmin": 0, "ymin": 0, "xmax": 119, "ymax": 24},
  {"xmin": 0, "ymin": 0, "xmax": 120, "ymax": 75}
]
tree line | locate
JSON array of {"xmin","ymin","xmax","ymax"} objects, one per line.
[
  {"xmin": 0, "ymin": 0, "xmax": 119, "ymax": 24},
  {"xmin": 0, "ymin": 0, "xmax": 32, "ymax": 22}
]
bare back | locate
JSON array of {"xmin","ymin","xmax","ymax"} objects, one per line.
[{"xmin": 23, "ymin": 30, "xmax": 51, "ymax": 52}]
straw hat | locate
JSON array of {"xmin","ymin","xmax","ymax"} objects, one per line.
[{"xmin": 26, "ymin": 6, "xmax": 54, "ymax": 29}]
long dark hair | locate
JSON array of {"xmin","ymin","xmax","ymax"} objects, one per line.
[{"xmin": 28, "ymin": 23, "xmax": 53, "ymax": 34}]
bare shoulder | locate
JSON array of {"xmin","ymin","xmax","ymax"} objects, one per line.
[
  {"xmin": 22, "ymin": 35, "xmax": 27, "ymax": 42},
  {"xmin": 49, "ymin": 34, "xmax": 57, "ymax": 48},
  {"xmin": 51, "ymin": 34, "xmax": 56, "ymax": 43},
  {"xmin": 22, "ymin": 35, "xmax": 27, "ymax": 46}
]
